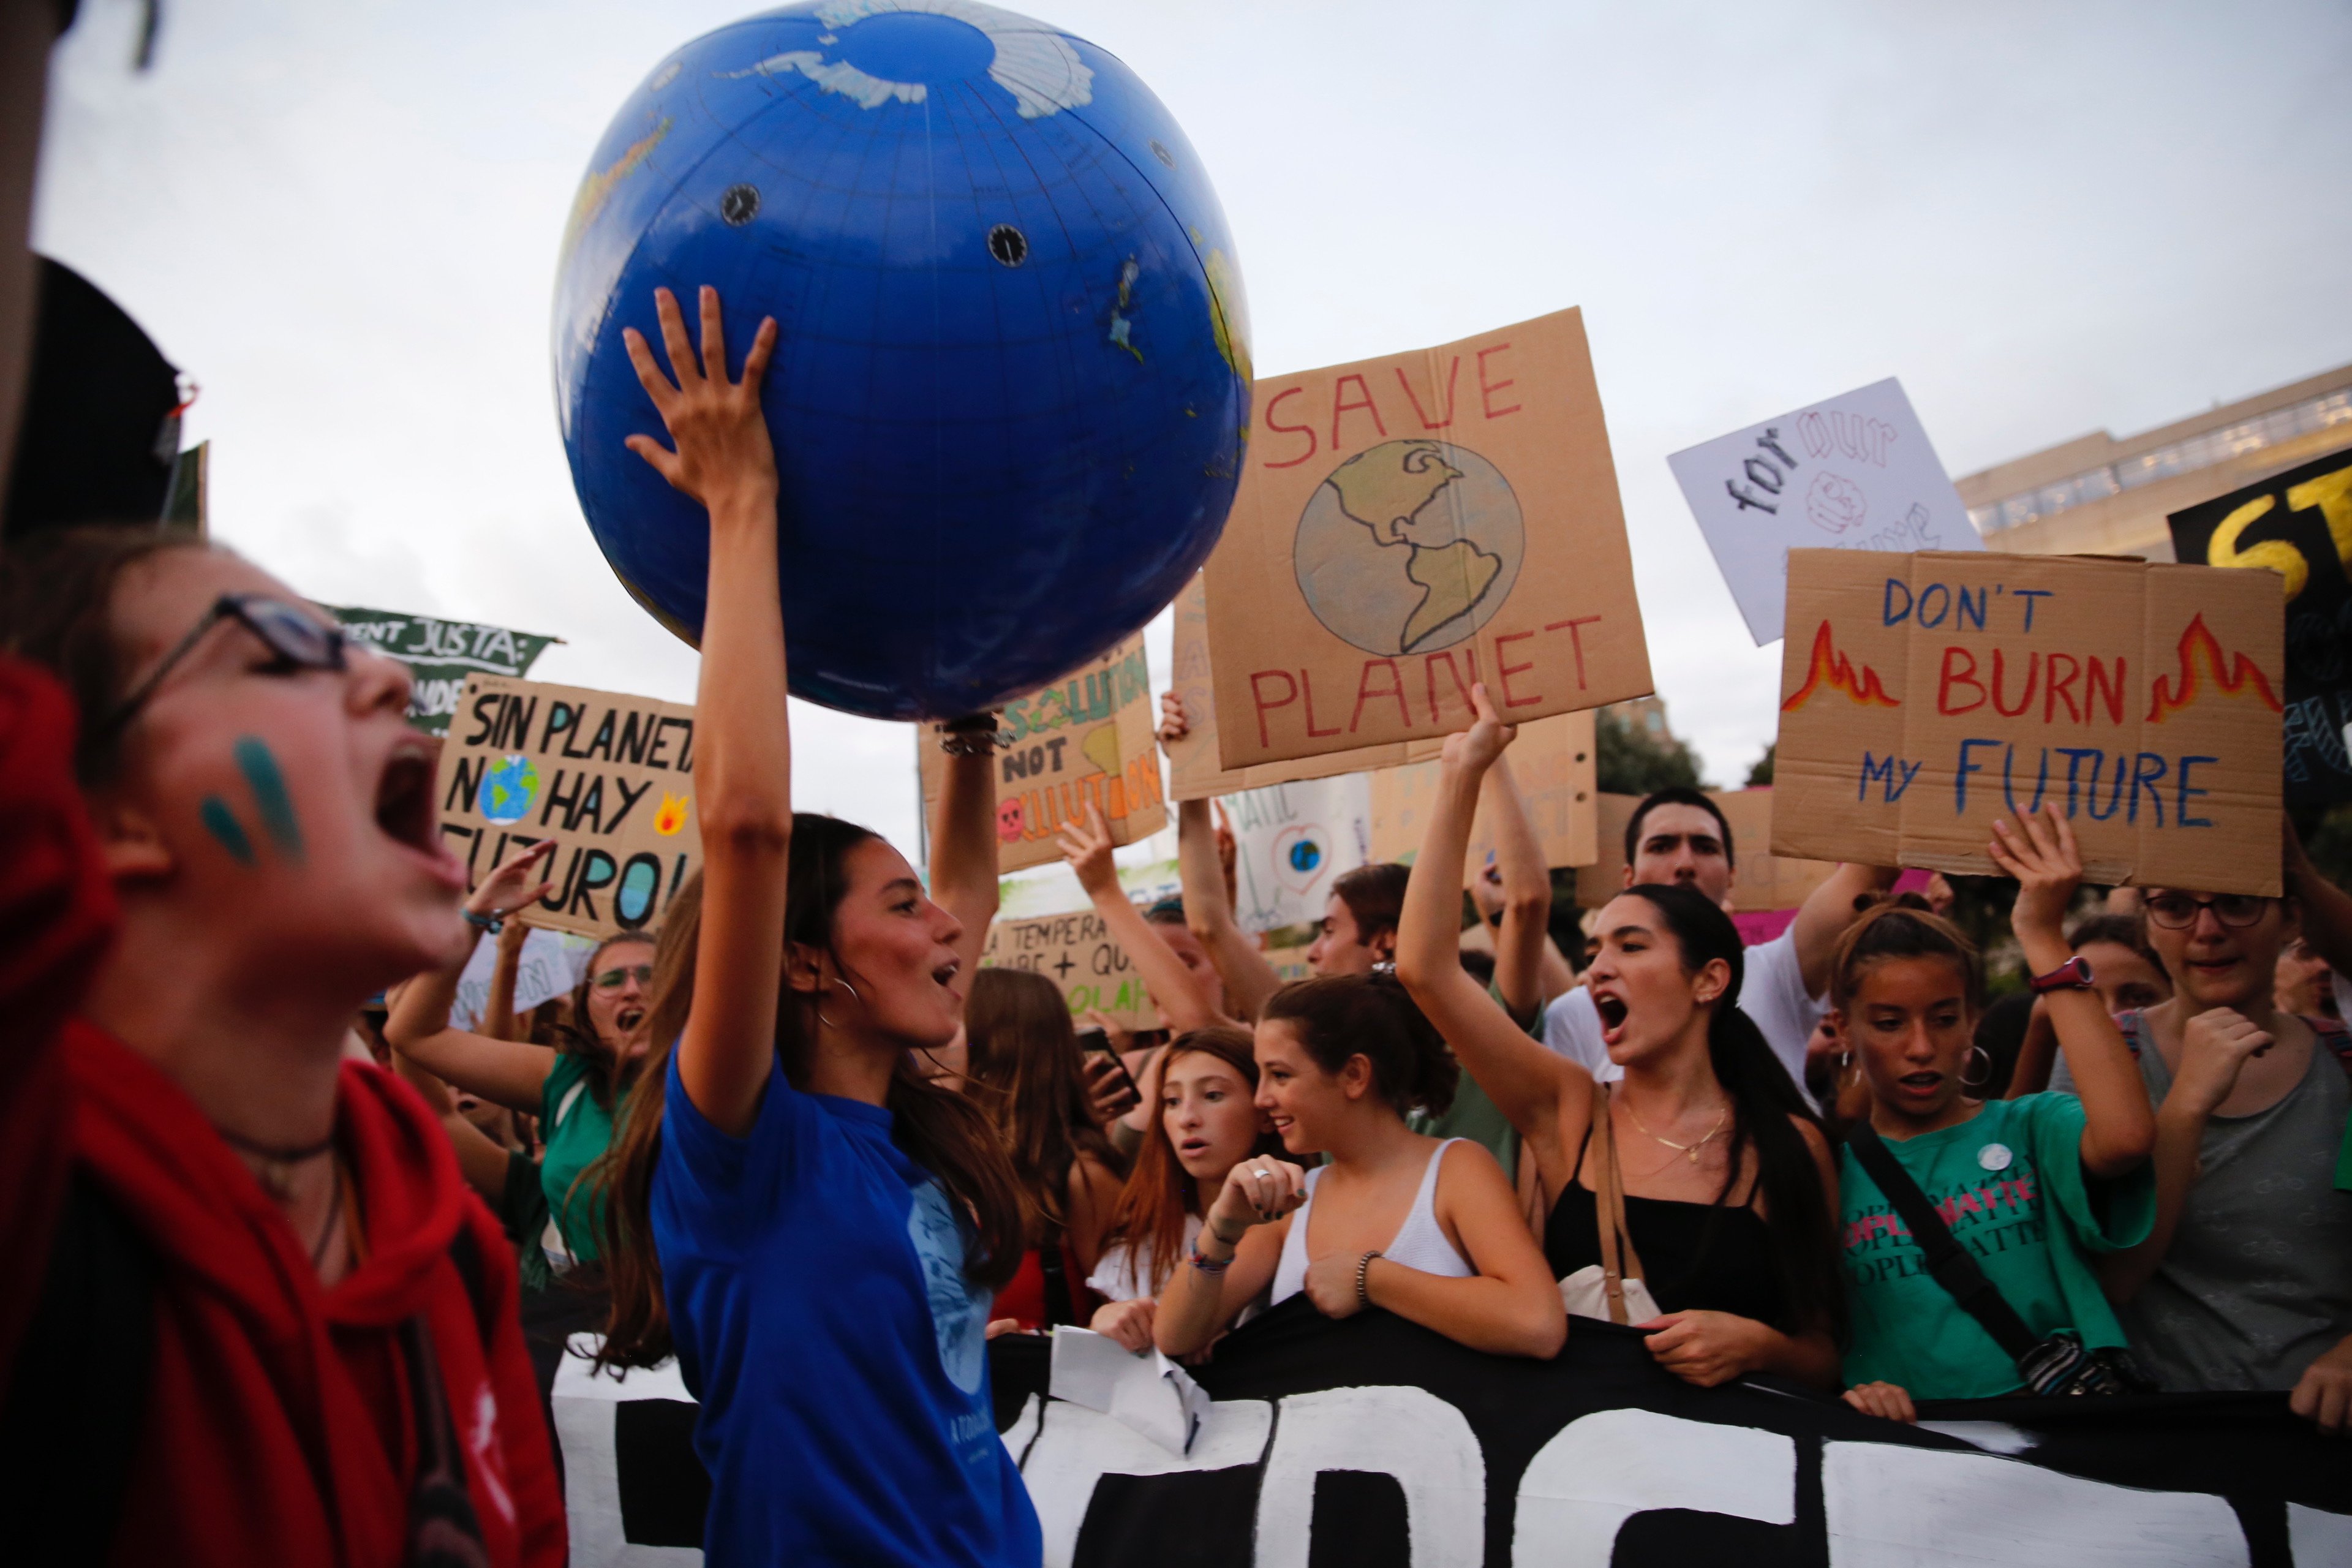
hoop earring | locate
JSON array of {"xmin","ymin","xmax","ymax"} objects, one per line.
[
  {"xmin": 1960, "ymin": 1044, "xmax": 1995, "ymax": 1093},
  {"xmin": 817, "ymin": 975, "xmax": 862, "ymax": 1031}
]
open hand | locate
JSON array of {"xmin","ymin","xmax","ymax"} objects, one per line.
[
  {"xmin": 1440, "ymin": 682, "xmax": 1516, "ymax": 774},
  {"xmin": 1059, "ymin": 804, "xmax": 1120, "ymax": 896},
  {"xmin": 2173, "ymin": 1006, "xmax": 2274, "ymax": 1117},
  {"xmin": 1638, "ymin": 1310, "xmax": 1768, "ymax": 1387},
  {"xmin": 1090, "ymin": 1297, "xmax": 1158, "ymax": 1353},
  {"xmin": 622, "ymin": 285, "xmax": 779, "ymax": 514},
  {"xmin": 468, "ymin": 838, "xmax": 556, "ymax": 921},
  {"xmin": 1842, "ymin": 1381, "xmax": 1918, "ymax": 1423},
  {"xmin": 1991, "ymin": 802, "xmax": 2083, "ymax": 951}
]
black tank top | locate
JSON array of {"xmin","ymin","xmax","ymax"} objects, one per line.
[{"xmin": 1543, "ymin": 1120, "xmax": 1788, "ymax": 1329}]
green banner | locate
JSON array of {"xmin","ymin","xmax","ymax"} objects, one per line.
[{"xmin": 323, "ymin": 605, "xmax": 560, "ymax": 736}]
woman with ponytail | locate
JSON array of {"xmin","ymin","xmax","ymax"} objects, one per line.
[
  {"xmin": 1395, "ymin": 687, "xmax": 1844, "ymax": 1390},
  {"xmin": 586, "ymin": 287, "xmax": 1036, "ymax": 1567},
  {"xmin": 1151, "ymin": 970, "xmax": 1564, "ymax": 1360}
]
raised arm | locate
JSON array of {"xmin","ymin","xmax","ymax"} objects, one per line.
[
  {"xmin": 1163, "ymin": 694, "xmax": 1281, "ymax": 1019},
  {"xmin": 625, "ymin": 286, "xmax": 787, "ymax": 1136},
  {"xmin": 392, "ymin": 1050, "xmax": 518, "ymax": 1204},
  {"xmin": 1061, "ymin": 802, "xmax": 1231, "ymax": 1034},
  {"xmin": 1787, "ymin": 862, "xmax": 1900, "ymax": 999},
  {"xmin": 1395, "ymin": 685, "xmax": 1581, "ymax": 1149},
  {"xmin": 1482, "ymin": 753, "xmax": 1552, "ymax": 1025},
  {"xmin": 482, "ymin": 918, "xmax": 529, "ymax": 1041},
  {"xmin": 929, "ymin": 721, "xmax": 1001, "ymax": 984},
  {"xmin": 1991, "ymin": 805, "xmax": 2154, "ymax": 1178},
  {"xmin": 386, "ymin": 839, "xmax": 562, "ymax": 1114}
]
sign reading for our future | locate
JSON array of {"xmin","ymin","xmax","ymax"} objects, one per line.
[
  {"xmin": 919, "ymin": 634, "xmax": 1164, "ymax": 873},
  {"xmin": 326, "ymin": 605, "xmax": 561, "ymax": 737},
  {"xmin": 435, "ymin": 674, "xmax": 700, "ymax": 938},
  {"xmin": 1204, "ymin": 310, "xmax": 1652, "ymax": 771},
  {"xmin": 979, "ymin": 910, "xmax": 1161, "ymax": 1031},
  {"xmin": 1668, "ymin": 379, "xmax": 1980, "ymax": 647},
  {"xmin": 1773, "ymin": 549, "xmax": 2285, "ymax": 895}
]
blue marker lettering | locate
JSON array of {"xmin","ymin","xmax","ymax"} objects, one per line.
[
  {"xmin": 1956, "ymin": 738, "xmax": 1999, "ymax": 814},
  {"xmin": 2013, "ymin": 589, "xmax": 2051, "ymax": 632},
  {"xmin": 2130, "ymin": 752, "xmax": 2167, "ymax": 827},
  {"xmin": 2176, "ymin": 755, "xmax": 2216, "ymax": 828},
  {"xmin": 1883, "ymin": 578, "xmax": 1913, "ymax": 627}
]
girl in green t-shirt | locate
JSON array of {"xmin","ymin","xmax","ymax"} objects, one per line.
[
  {"xmin": 1834, "ymin": 804, "xmax": 2157, "ymax": 1419},
  {"xmin": 388, "ymin": 837, "xmax": 655, "ymax": 1268}
]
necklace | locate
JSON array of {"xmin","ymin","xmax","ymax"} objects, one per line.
[
  {"xmin": 1620, "ymin": 1096, "xmax": 1729, "ymax": 1163},
  {"xmin": 309, "ymin": 1154, "xmax": 345, "ymax": 1273}
]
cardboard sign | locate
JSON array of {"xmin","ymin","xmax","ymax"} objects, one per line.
[
  {"xmin": 1204, "ymin": 310, "xmax": 1652, "ymax": 771},
  {"xmin": 327, "ymin": 605, "xmax": 561, "ymax": 737},
  {"xmin": 1577, "ymin": 790, "xmax": 1838, "ymax": 912},
  {"xmin": 2168, "ymin": 448, "xmax": 2352, "ymax": 807},
  {"xmin": 979, "ymin": 910, "xmax": 1162, "ymax": 1031},
  {"xmin": 1166, "ymin": 573, "xmax": 1452, "ymax": 798},
  {"xmin": 920, "ymin": 634, "xmax": 1165, "ymax": 873},
  {"xmin": 435, "ymin": 674, "xmax": 701, "ymax": 937},
  {"xmin": 1668, "ymin": 379, "xmax": 1980, "ymax": 647},
  {"xmin": 1365, "ymin": 711, "xmax": 1600, "ymax": 880},
  {"xmin": 1773, "ymin": 549, "xmax": 2285, "ymax": 894},
  {"xmin": 1229, "ymin": 774, "xmax": 1374, "ymax": 934}
]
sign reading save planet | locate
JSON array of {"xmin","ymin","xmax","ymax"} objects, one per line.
[
  {"xmin": 435, "ymin": 674, "xmax": 702, "ymax": 938},
  {"xmin": 553, "ymin": 0, "xmax": 1253, "ymax": 720}
]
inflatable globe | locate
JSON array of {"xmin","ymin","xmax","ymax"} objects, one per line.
[{"xmin": 552, "ymin": 1, "xmax": 1252, "ymax": 718}]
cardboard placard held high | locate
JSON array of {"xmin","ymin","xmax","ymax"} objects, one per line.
[
  {"xmin": 437, "ymin": 674, "xmax": 701, "ymax": 938},
  {"xmin": 919, "ymin": 633, "xmax": 1165, "ymax": 873},
  {"xmin": 1205, "ymin": 309, "xmax": 1652, "ymax": 771},
  {"xmin": 1773, "ymin": 549, "xmax": 2285, "ymax": 895},
  {"xmin": 980, "ymin": 910, "xmax": 1162, "ymax": 1032}
]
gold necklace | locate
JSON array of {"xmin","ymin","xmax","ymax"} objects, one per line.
[{"xmin": 1619, "ymin": 1096, "xmax": 1729, "ymax": 1163}]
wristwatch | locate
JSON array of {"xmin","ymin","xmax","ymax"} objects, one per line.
[{"xmin": 2028, "ymin": 954, "xmax": 2094, "ymax": 995}]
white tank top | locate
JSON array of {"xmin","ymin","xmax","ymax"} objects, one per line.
[{"xmin": 1269, "ymin": 1138, "xmax": 1473, "ymax": 1306}]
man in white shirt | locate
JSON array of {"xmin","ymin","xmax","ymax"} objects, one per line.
[{"xmin": 1543, "ymin": 788, "xmax": 1892, "ymax": 1106}]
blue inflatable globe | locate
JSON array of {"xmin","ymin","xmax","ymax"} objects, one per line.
[{"xmin": 552, "ymin": 2, "xmax": 1251, "ymax": 718}]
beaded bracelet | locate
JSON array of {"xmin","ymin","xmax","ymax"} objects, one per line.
[
  {"xmin": 1188, "ymin": 1245, "xmax": 1232, "ymax": 1275},
  {"xmin": 1355, "ymin": 1249, "xmax": 1383, "ymax": 1308},
  {"xmin": 463, "ymin": 909, "xmax": 503, "ymax": 934}
]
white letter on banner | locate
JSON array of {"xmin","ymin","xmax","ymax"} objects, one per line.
[
  {"xmin": 1019, "ymin": 1398, "xmax": 1273, "ymax": 1568},
  {"xmin": 548, "ymin": 1347, "xmax": 701, "ymax": 1568},
  {"xmin": 1511, "ymin": 1408, "xmax": 1794, "ymax": 1567},
  {"xmin": 1823, "ymin": 1441, "xmax": 2247, "ymax": 1567},
  {"xmin": 1255, "ymin": 1386, "xmax": 1485, "ymax": 1568}
]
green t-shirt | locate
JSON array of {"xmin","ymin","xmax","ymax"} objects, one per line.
[
  {"xmin": 1408, "ymin": 981, "xmax": 1534, "ymax": 1180},
  {"xmin": 541, "ymin": 1050, "xmax": 616, "ymax": 1264},
  {"xmin": 1839, "ymin": 1093, "xmax": 2154, "ymax": 1398}
]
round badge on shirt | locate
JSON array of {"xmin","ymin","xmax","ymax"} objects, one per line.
[{"xmin": 1978, "ymin": 1142, "xmax": 2013, "ymax": 1172}]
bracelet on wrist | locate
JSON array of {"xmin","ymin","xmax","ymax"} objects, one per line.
[
  {"xmin": 1187, "ymin": 1245, "xmax": 1232, "ymax": 1275},
  {"xmin": 1355, "ymin": 1249, "xmax": 1383, "ymax": 1309},
  {"xmin": 938, "ymin": 712, "xmax": 1001, "ymax": 756},
  {"xmin": 464, "ymin": 909, "xmax": 503, "ymax": 934}
]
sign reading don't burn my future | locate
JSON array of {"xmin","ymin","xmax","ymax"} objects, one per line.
[
  {"xmin": 1204, "ymin": 309, "xmax": 1653, "ymax": 771},
  {"xmin": 435, "ymin": 674, "xmax": 700, "ymax": 937}
]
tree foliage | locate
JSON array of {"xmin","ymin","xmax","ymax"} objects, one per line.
[{"xmin": 1594, "ymin": 705, "xmax": 1702, "ymax": 796}]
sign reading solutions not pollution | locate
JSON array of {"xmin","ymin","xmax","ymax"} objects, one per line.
[
  {"xmin": 1668, "ymin": 379, "xmax": 1980, "ymax": 647},
  {"xmin": 919, "ymin": 634, "xmax": 1164, "ymax": 873},
  {"xmin": 435, "ymin": 674, "xmax": 700, "ymax": 938},
  {"xmin": 2168, "ymin": 448, "xmax": 2352, "ymax": 807},
  {"xmin": 1772, "ymin": 549, "xmax": 2285, "ymax": 894},
  {"xmin": 326, "ymin": 605, "xmax": 561, "ymax": 737},
  {"xmin": 1205, "ymin": 310, "xmax": 1652, "ymax": 771},
  {"xmin": 979, "ymin": 910, "xmax": 1161, "ymax": 1031}
]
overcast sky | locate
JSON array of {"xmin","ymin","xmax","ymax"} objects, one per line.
[{"xmin": 32, "ymin": 0, "xmax": 2352, "ymax": 872}]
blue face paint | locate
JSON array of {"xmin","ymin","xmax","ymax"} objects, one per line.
[
  {"xmin": 200, "ymin": 797, "xmax": 256, "ymax": 865},
  {"xmin": 233, "ymin": 736, "xmax": 304, "ymax": 862}
]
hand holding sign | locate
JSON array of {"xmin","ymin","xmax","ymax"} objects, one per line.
[
  {"xmin": 1440, "ymin": 682, "xmax": 1517, "ymax": 774},
  {"xmin": 1987, "ymin": 804, "xmax": 2082, "ymax": 960}
]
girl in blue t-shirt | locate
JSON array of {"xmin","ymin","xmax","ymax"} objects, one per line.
[{"xmin": 589, "ymin": 287, "xmax": 1039, "ymax": 1567}]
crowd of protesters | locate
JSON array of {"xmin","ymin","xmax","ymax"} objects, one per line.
[{"xmin": 4, "ymin": 282, "xmax": 2350, "ymax": 1568}]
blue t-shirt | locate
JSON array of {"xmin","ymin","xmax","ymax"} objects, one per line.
[{"xmin": 653, "ymin": 1052, "xmax": 1041, "ymax": 1567}]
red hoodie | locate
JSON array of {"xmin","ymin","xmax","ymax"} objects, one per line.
[{"xmin": 64, "ymin": 1020, "xmax": 567, "ymax": 1568}]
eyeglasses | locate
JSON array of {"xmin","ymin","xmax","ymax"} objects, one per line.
[
  {"xmin": 94, "ymin": 594, "xmax": 348, "ymax": 744},
  {"xmin": 2144, "ymin": 892, "xmax": 2271, "ymax": 931},
  {"xmin": 593, "ymin": 963, "xmax": 655, "ymax": 992}
]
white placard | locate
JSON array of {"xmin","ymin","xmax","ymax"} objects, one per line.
[
  {"xmin": 1228, "ymin": 773, "xmax": 1374, "ymax": 934},
  {"xmin": 1667, "ymin": 377, "xmax": 1980, "ymax": 646}
]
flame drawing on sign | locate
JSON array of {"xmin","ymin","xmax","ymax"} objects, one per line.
[
  {"xmin": 2146, "ymin": 614, "xmax": 2283, "ymax": 723},
  {"xmin": 1781, "ymin": 620, "xmax": 1900, "ymax": 712},
  {"xmin": 654, "ymin": 792, "xmax": 690, "ymax": 835}
]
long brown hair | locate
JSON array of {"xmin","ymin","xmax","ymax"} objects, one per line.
[
  {"xmin": 961, "ymin": 968, "xmax": 1126, "ymax": 1245},
  {"xmin": 560, "ymin": 930, "xmax": 655, "ymax": 1112},
  {"xmin": 1099, "ymin": 1026, "xmax": 1280, "ymax": 1297},
  {"xmin": 594, "ymin": 817, "xmax": 1028, "ymax": 1369},
  {"xmin": 1261, "ymin": 970, "xmax": 1459, "ymax": 1115}
]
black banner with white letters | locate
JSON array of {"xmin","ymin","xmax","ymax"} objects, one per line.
[{"xmin": 554, "ymin": 1300, "xmax": 2352, "ymax": 1567}]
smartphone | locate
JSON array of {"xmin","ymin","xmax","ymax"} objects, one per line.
[{"xmin": 1078, "ymin": 1025, "xmax": 1142, "ymax": 1103}]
